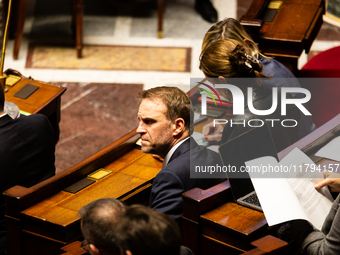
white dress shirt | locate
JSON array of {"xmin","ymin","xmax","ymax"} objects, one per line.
[{"xmin": 162, "ymin": 136, "xmax": 190, "ymax": 168}]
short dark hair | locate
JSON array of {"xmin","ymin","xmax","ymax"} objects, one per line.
[
  {"xmin": 115, "ymin": 204, "xmax": 181, "ymax": 255},
  {"xmin": 137, "ymin": 86, "xmax": 193, "ymax": 134},
  {"xmin": 79, "ymin": 198, "xmax": 126, "ymax": 254},
  {"xmin": 0, "ymin": 85, "xmax": 4, "ymax": 112}
]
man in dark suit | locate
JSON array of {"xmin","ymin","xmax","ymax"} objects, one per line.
[
  {"xmin": 136, "ymin": 87, "xmax": 225, "ymax": 225},
  {"xmin": 0, "ymin": 86, "xmax": 55, "ymax": 254}
]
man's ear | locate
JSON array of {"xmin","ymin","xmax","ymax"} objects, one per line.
[
  {"xmin": 172, "ymin": 118, "xmax": 185, "ymax": 137},
  {"xmin": 89, "ymin": 244, "xmax": 101, "ymax": 255},
  {"xmin": 125, "ymin": 251, "xmax": 133, "ymax": 255}
]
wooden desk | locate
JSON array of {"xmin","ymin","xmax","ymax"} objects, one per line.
[
  {"xmin": 182, "ymin": 181, "xmax": 284, "ymax": 255},
  {"xmin": 4, "ymin": 130, "xmax": 162, "ymax": 255},
  {"xmin": 3, "ymin": 69, "xmax": 66, "ymax": 141},
  {"xmin": 240, "ymin": 0, "xmax": 325, "ymax": 74},
  {"xmin": 60, "ymin": 235, "xmax": 287, "ymax": 255},
  {"xmin": 182, "ymin": 114, "xmax": 340, "ymax": 255},
  {"xmin": 60, "ymin": 241, "xmax": 86, "ymax": 255}
]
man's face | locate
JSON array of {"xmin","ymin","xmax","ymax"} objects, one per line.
[{"xmin": 137, "ymin": 98, "xmax": 174, "ymax": 158}]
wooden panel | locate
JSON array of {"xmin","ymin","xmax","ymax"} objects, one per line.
[
  {"xmin": 4, "ymin": 69, "xmax": 65, "ymax": 115},
  {"xmin": 61, "ymin": 241, "xmax": 86, "ymax": 255},
  {"xmin": 182, "ymin": 181, "xmax": 233, "ymax": 255},
  {"xmin": 3, "ymin": 69, "xmax": 66, "ymax": 141},
  {"xmin": 21, "ymin": 149, "xmax": 160, "ymax": 228},
  {"xmin": 60, "ymin": 235, "xmax": 287, "ymax": 255},
  {"xmin": 240, "ymin": 0, "xmax": 325, "ymax": 73},
  {"xmin": 201, "ymin": 203, "xmax": 267, "ymax": 252},
  {"xmin": 249, "ymin": 235, "xmax": 287, "ymax": 253},
  {"xmin": 4, "ymin": 130, "xmax": 162, "ymax": 255}
]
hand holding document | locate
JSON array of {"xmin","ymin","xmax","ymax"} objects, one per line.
[
  {"xmin": 313, "ymin": 135, "xmax": 340, "ymax": 192},
  {"xmin": 245, "ymin": 148, "xmax": 334, "ymax": 230},
  {"xmin": 315, "ymin": 171, "xmax": 340, "ymax": 192}
]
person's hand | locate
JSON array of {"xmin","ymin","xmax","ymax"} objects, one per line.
[
  {"xmin": 315, "ymin": 171, "xmax": 340, "ymax": 192},
  {"xmin": 202, "ymin": 121, "xmax": 223, "ymax": 142}
]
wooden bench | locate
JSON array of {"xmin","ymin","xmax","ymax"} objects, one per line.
[
  {"xmin": 182, "ymin": 114, "xmax": 340, "ymax": 255},
  {"xmin": 240, "ymin": 0, "xmax": 325, "ymax": 74},
  {"xmin": 4, "ymin": 129, "xmax": 162, "ymax": 255}
]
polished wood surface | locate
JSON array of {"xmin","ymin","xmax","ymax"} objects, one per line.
[
  {"xmin": 182, "ymin": 181, "xmax": 232, "ymax": 255},
  {"xmin": 61, "ymin": 241, "xmax": 86, "ymax": 255},
  {"xmin": 4, "ymin": 130, "xmax": 162, "ymax": 255},
  {"xmin": 200, "ymin": 203, "xmax": 273, "ymax": 255},
  {"xmin": 243, "ymin": 235, "xmax": 288, "ymax": 255},
  {"xmin": 239, "ymin": 0, "xmax": 269, "ymax": 29},
  {"xmin": 3, "ymin": 68, "xmax": 66, "ymax": 141},
  {"xmin": 240, "ymin": 0, "xmax": 325, "ymax": 74},
  {"xmin": 182, "ymin": 181, "xmax": 280, "ymax": 255},
  {"xmin": 22, "ymin": 150, "xmax": 158, "ymax": 225},
  {"xmin": 61, "ymin": 234, "xmax": 287, "ymax": 255},
  {"xmin": 4, "ymin": 69, "xmax": 65, "ymax": 115},
  {"xmin": 10, "ymin": 0, "xmax": 83, "ymax": 59},
  {"xmin": 182, "ymin": 114, "xmax": 340, "ymax": 255}
]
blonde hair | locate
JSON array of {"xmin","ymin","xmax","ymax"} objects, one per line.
[
  {"xmin": 202, "ymin": 18, "xmax": 267, "ymax": 60},
  {"xmin": 199, "ymin": 39, "xmax": 265, "ymax": 79}
]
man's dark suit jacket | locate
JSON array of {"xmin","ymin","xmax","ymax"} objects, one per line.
[
  {"xmin": 148, "ymin": 137, "xmax": 226, "ymax": 225},
  {"xmin": 0, "ymin": 114, "xmax": 55, "ymax": 253}
]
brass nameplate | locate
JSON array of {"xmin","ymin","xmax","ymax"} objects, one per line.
[
  {"xmin": 268, "ymin": 1, "xmax": 283, "ymax": 9},
  {"xmin": 88, "ymin": 169, "xmax": 112, "ymax": 180},
  {"xmin": 6, "ymin": 75, "xmax": 21, "ymax": 86}
]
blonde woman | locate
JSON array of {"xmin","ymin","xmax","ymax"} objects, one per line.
[
  {"xmin": 201, "ymin": 18, "xmax": 315, "ymax": 142},
  {"xmin": 199, "ymin": 39, "xmax": 300, "ymax": 151},
  {"xmin": 201, "ymin": 18, "xmax": 292, "ymax": 79}
]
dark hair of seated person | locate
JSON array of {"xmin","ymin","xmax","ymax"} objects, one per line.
[
  {"xmin": 115, "ymin": 204, "xmax": 182, "ymax": 255},
  {"xmin": 79, "ymin": 198, "xmax": 126, "ymax": 255}
]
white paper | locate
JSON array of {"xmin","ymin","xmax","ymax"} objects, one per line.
[
  {"xmin": 206, "ymin": 145, "xmax": 219, "ymax": 152},
  {"xmin": 315, "ymin": 136, "xmax": 340, "ymax": 162},
  {"xmin": 194, "ymin": 112, "xmax": 201, "ymax": 122},
  {"xmin": 246, "ymin": 148, "xmax": 334, "ymax": 229},
  {"xmin": 192, "ymin": 132, "xmax": 219, "ymax": 152},
  {"xmin": 192, "ymin": 132, "xmax": 204, "ymax": 144}
]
